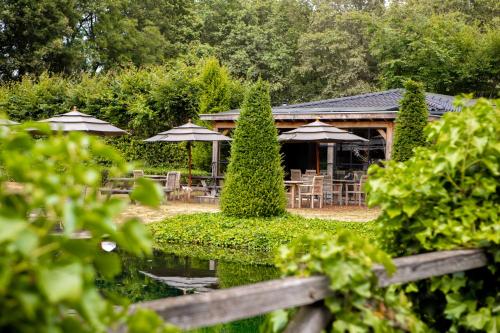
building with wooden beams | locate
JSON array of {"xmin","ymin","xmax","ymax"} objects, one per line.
[{"xmin": 200, "ymin": 89, "xmax": 458, "ymax": 176}]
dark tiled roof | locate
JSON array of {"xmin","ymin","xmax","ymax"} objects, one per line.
[
  {"xmin": 276, "ymin": 89, "xmax": 457, "ymax": 116},
  {"xmin": 200, "ymin": 89, "xmax": 459, "ymax": 121}
]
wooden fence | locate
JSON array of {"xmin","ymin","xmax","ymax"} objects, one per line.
[{"xmin": 129, "ymin": 249, "xmax": 487, "ymax": 333}]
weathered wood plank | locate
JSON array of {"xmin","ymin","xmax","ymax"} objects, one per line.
[
  {"xmin": 131, "ymin": 275, "xmax": 332, "ymax": 330},
  {"xmin": 133, "ymin": 248, "xmax": 487, "ymax": 330},
  {"xmin": 374, "ymin": 249, "xmax": 487, "ymax": 287},
  {"xmin": 283, "ymin": 303, "xmax": 332, "ymax": 333}
]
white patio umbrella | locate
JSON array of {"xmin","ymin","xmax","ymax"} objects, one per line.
[
  {"xmin": 278, "ymin": 120, "xmax": 369, "ymax": 174},
  {"xmin": 144, "ymin": 120, "xmax": 231, "ymax": 187},
  {"xmin": 39, "ymin": 106, "xmax": 127, "ymax": 136}
]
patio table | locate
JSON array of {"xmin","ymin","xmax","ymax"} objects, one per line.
[{"xmin": 284, "ymin": 180, "xmax": 304, "ymax": 209}]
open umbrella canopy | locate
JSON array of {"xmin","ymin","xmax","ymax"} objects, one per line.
[
  {"xmin": 279, "ymin": 120, "xmax": 368, "ymax": 175},
  {"xmin": 144, "ymin": 120, "xmax": 231, "ymax": 187},
  {"xmin": 39, "ymin": 107, "xmax": 127, "ymax": 136},
  {"xmin": 278, "ymin": 120, "xmax": 369, "ymax": 143},
  {"xmin": 144, "ymin": 121, "xmax": 231, "ymax": 142}
]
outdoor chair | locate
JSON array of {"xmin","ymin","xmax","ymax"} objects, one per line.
[
  {"xmin": 331, "ymin": 182, "xmax": 343, "ymax": 205},
  {"xmin": 323, "ymin": 174, "xmax": 333, "ymax": 205},
  {"xmin": 305, "ymin": 169, "xmax": 316, "ymax": 176},
  {"xmin": 165, "ymin": 172, "xmax": 179, "ymax": 200},
  {"xmin": 195, "ymin": 180, "xmax": 218, "ymax": 204},
  {"xmin": 133, "ymin": 170, "xmax": 144, "ymax": 178},
  {"xmin": 345, "ymin": 175, "xmax": 368, "ymax": 206},
  {"xmin": 299, "ymin": 175, "xmax": 324, "ymax": 208},
  {"xmin": 290, "ymin": 169, "xmax": 302, "ymax": 181}
]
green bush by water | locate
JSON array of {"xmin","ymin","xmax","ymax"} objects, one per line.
[{"xmin": 148, "ymin": 213, "xmax": 377, "ymax": 253}]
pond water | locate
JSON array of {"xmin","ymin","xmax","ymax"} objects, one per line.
[{"xmin": 99, "ymin": 249, "xmax": 280, "ymax": 332}]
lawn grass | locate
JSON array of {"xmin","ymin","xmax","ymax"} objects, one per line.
[{"xmin": 148, "ymin": 213, "xmax": 378, "ymax": 254}]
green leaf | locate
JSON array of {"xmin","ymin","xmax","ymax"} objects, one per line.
[
  {"xmin": 0, "ymin": 217, "xmax": 26, "ymax": 243},
  {"xmin": 94, "ymin": 252, "xmax": 121, "ymax": 279},
  {"xmin": 38, "ymin": 263, "xmax": 83, "ymax": 303},
  {"xmin": 445, "ymin": 294, "xmax": 468, "ymax": 319},
  {"xmin": 130, "ymin": 178, "xmax": 163, "ymax": 207}
]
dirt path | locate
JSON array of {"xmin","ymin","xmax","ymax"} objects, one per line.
[{"xmin": 117, "ymin": 202, "xmax": 379, "ymax": 224}]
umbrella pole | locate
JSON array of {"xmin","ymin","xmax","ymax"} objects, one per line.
[
  {"xmin": 188, "ymin": 142, "xmax": 192, "ymax": 188},
  {"xmin": 316, "ymin": 143, "xmax": 320, "ymax": 175}
]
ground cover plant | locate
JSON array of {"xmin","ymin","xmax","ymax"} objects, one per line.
[
  {"xmin": 148, "ymin": 213, "xmax": 377, "ymax": 253},
  {"xmin": 221, "ymin": 79, "xmax": 287, "ymax": 217}
]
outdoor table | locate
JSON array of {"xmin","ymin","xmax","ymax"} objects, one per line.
[
  {"xmin": 144, "ymin": 175, "xmax": 167, "ymax": 179},
  {"xmin": 284, "ymin": 180, "xmax": 304, "ymax": 209},
  {"xmin": 108, "ymin": 177, "xmax": 135, "ymax": 189}
]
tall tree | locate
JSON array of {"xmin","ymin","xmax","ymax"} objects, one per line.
[
  {"xmin": 372, "ymin": 3, "xmax": 500, "ymax": 97},
  {"xmin": 0, "ymin": 0, "xmax": 83, "ymax": 81},
  {"xmin": 291, "ymin": 8, "xmax": 378, "ymax": 102},
  {"xmin": 198, "ymin": 57, "xmax": 232, "ymax": 114},
  {"xmin": 198, "ymin": 0, "xmax": 312, "ymax": 104},
  {"xmin": 221, "ymin": 79, "xmax": 286, "ymax": 217},
  {"xmin": 392, "ymin": 80, "xmax": 429, "ymax": 162}
]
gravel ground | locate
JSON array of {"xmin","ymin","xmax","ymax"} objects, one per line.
[{"xmin": 117, "ymin": 201, "xmax": 379, "ymax": 224}]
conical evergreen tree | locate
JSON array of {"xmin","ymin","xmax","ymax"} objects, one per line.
[
  {"xmin": 221, "ymin": 79, "xmax": 286, "ymax": 217},
  {"xmin": 392, "ymin": 80, "xmax": 429, "ymax": 162}
]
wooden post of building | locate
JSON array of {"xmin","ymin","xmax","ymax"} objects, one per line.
[
  {"xmin": 385, "ymin": 123, "xmax": 394, "ymax": 160},
  {"xmin": 327, "ymin": 143, "xmax": 334, "ymax": 176},
  {"xmin": 212, "ymin": 131, "xmax": 220, "ymax": 177}
]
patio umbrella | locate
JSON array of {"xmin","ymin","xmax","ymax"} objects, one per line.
[
  {"xmin": 39, "ymin": 106, "xmax": 127, "ymax": 136},
  {"xmin": 144, "ymin": 120, "xmax": 231, "ymax": 187},
  {"xmin": 278, "ymin": 120, "xmax": 369, "ymax": 174}
]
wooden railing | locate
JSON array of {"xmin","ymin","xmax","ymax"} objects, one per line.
[{"xmin": 129, "ymin": 249, "xmax": 487, "ymax": 333}]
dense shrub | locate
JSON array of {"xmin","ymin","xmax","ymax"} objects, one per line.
[
  {"xmin": 220, "ymin": 79, "xmax": 286, "ymax": 217},
  {"xmin": 392, "ymin": 80, "xmax": 429, "ymax": 162},
  {"xmin": 148, "ymin": 213, "xmax": 378, "ymax": 253},
  {"xmin": 367, "ymin": 98, "xmax": 499, "ymax": 331},
  {"xmin": 107, "ymin": 136, "xmax": 187, "ymax": 168}
]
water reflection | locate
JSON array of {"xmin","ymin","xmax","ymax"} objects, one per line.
[
  {"xmin": 139, "ymin": 256, "xmax": 219, "ymax": 293},
  {"xmin": 102, "ymin": 250, "xmax": 280, "ymax": 332}
]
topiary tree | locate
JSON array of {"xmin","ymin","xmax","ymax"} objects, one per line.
[
  {"xmin": 392, "ymin": 80, "xmax": 429, "ymax": 162},
  {"xmin": 220, "ymin": 79, "xmax": 286, "ymax": 217}
]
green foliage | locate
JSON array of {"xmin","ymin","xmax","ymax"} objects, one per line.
[
  {"xmin": 366, "ymin": 98, "xmax": 499, "ymax": 331},
  {"xmin": 221, "ymin": 79, "xmax": 286, "ymax": 217},
  {"xmin": 0, "ymin": 123, "xmax": 176, "ymax": 332},
  {"xmin": 197, "ymin": 57, "xmax": 232, "ymax": 114},
  {"xmin": 392, "ymin": 80, "xmax": 429, "ymax": 162},
  {"xmin": 291, "ymin": 8, "xmax": 378, "ymax": 102},
  {"xmin": 191, "ymin": 57, "xmax": 244, "ymax": 172},
  {"xmin": 372, "ymin": 5, "xmax": 500, "ymax": 97},
  {"xmin": 107, "ymin": 137, "xmax": 187, "ymax": 168},
  {"xmin": 264, "ymin": 232, "xmax": 426, "ymax": 332},
  {"xmin": 148, "ymin": 213, "xmax": 378, "ymax": 253}
]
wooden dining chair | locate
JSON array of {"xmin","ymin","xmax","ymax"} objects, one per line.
[
  {"xmin": 323, "ymin": 174, "xmax": 333, "ymax": 205},
  {"xmin": 133, "ymin": 170, "xmax": 144, "ymax": 178},
  {"xmin": 299, "ymin": 176, "xmax": 324, "ymax": 208},
  {"xmin": 305, "ymin": 169, "xmax": 316, "ymax": 176},
  {"xmin": 290, "ymin": 169, "xmax": 302, "ymax": 181},
  {"xmin": 345, "ymin": 175, "xmax": 368, "ymax": 205}
]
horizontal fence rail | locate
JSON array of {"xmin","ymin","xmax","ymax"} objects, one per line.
[{"xmin": 129, "ymin": 249, "xmax": 487, "ymax": 331}]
